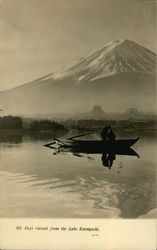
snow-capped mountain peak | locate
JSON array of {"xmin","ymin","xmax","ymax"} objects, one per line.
[{"xmin": 51, "ymin": 39, "xmax": 156, "ymax": 83}]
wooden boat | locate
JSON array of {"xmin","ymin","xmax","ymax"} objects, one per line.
[
  {"xmin": 44, "ymin": 132, "xmax": 139, "ymax": 151},
  {"xmin": 55, "ymin": 144, "xmax": 139, "ymax": 157},
  {"xmin": 44, "ymin": 133, "xmax": 140, "ymax": 165},
  {"xmin": 60, "ymin": 138, "xmax": 139, "ymax": 148}
]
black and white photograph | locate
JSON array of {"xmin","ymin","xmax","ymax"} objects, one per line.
[{"xmin": 0, "ymin": 0, "xmax": 156, "ymax": 248}]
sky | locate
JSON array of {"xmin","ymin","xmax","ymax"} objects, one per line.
[{"xmin": 0, "ymin": 0, "xmax": 156, "ymax": 90}]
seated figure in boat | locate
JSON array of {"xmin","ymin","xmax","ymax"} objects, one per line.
[{"xmin": 101, "ymin": 124, "xmax": 116, "ymax": 143}]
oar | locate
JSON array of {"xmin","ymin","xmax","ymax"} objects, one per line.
[
  {"xmin": 68, "ymin": 132, "xmax": 93, "ymax": 140},
  {"xmin": 43, "ymin": 137, "xmax": 61, "ymax": 147},
  {"xmin": 43, "ymin": 141, "xmax": 56, "ymax": 147}
]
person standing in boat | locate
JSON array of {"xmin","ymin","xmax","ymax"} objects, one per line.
[
  {"xmin": 101, "ymin": 124, "xmax": 116, "ymax": 143},
  {"xmin": 107, "ymin": 128, "xmax": 116, "ymax": 143},
  {"xmin": 101, "ymin": 124, "xmax": 110, "ymax": 142},
  {"xmin": 101, "ymin": 124, "xmax": 109, "ymax": 142}
]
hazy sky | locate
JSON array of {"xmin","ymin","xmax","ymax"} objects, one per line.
[{"xmin": 0, "ymin": 0, "xmax": 156, "ymax": 90}]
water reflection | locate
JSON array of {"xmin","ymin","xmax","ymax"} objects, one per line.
[
  {"xmin": 101, "ymin": 148, "xmax": 139, "ymax": 169},
  {"xmin": 0, "ymin": 132, "xmax": 22, "ymax": 144},
  {"xmin": 0, "ymin": 130, "xmax": 68, "ymax": 144},
  {"xmin": 101, "ymin": 151, "xmax": 116, "ymax": 168},
  {"xmin": 0, "ymin": 130, "xmax": 156, "ymax": 218},
  {"xmin": 51, "ymin": 146, "xmax": 139, "ymax": 169}
]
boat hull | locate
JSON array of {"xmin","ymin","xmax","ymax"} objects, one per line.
[
  {"xmin": 59, "ymin": 145, "xmax": 138, "ymax": 156},
  {"xmin": 62, "ymin": 138, "xmax": 139, "ymax": 150}
]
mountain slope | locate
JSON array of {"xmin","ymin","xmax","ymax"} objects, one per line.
[
  {"xmin": 0, "ymin": 39, "xmax": 156, "ymax": 115},
  {"xmin": 51, "ymin": 39, "xmax": 156, "ymax": 82}
]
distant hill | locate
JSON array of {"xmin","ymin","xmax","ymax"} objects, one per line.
[
  {"xmin": 90, "ymin": 105, "xmax": 105, "ymax": 119},
  {"xmin": 0, "ymin": 39, "xmax": 156, "ymax": 115}
]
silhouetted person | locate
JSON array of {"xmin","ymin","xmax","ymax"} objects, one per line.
[
  {"xmin": 101, "ymin": 124, "xmax": 116, "ymax": 144},
  {"xmin": 101, "ymin": 124, "xmax": 111, "ymax": 142},
  {"xmin": 107, "ymin": 129, "xmax": 116, "ymax": 144}
]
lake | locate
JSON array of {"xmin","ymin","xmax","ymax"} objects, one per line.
[{"xmin": 0, "ymin": 129, "xmax": 156, "ymax": 218}]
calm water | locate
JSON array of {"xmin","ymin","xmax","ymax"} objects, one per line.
[{"xmin": 0, "ymin": 129, "xmax": 156, "ymax": 218}]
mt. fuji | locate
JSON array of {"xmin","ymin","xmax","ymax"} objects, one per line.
[
  {"xmin": 51, "ymin": 39, "xmax": 156, "ymax": 81},
  {"xmin": 0, "ymin": 39, "xmax": 156, "ymax": 115}
]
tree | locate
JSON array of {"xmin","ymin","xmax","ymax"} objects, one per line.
[
  {"xmin": 0, "ymin": 115, "xmax": 23, "ymax": 129},
  {"xmin": 29, "ymin": 119, "xmax": 66, "ymax": 131}
]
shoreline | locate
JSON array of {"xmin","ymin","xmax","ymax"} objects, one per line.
[{"xmin": 0, "ymin": 126, "xmax": 156, "ymax": 134}]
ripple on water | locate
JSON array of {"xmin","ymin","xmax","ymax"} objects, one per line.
[{"xmin": 0, "ymin": 171, "xmax": 120, "ymax": 218}]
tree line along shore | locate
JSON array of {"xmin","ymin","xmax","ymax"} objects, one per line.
[
  {"xmin": 0, "ymin": 115, "xmax": 156, "ymax": 133},
  {"xmin": 0, "ymin": 115, "xmax": 66, "ymax": 131}
]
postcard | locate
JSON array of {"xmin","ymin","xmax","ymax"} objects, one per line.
[{"xmin": 0, "ymin": 0, "xmax": 156, "ymax": 249}]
